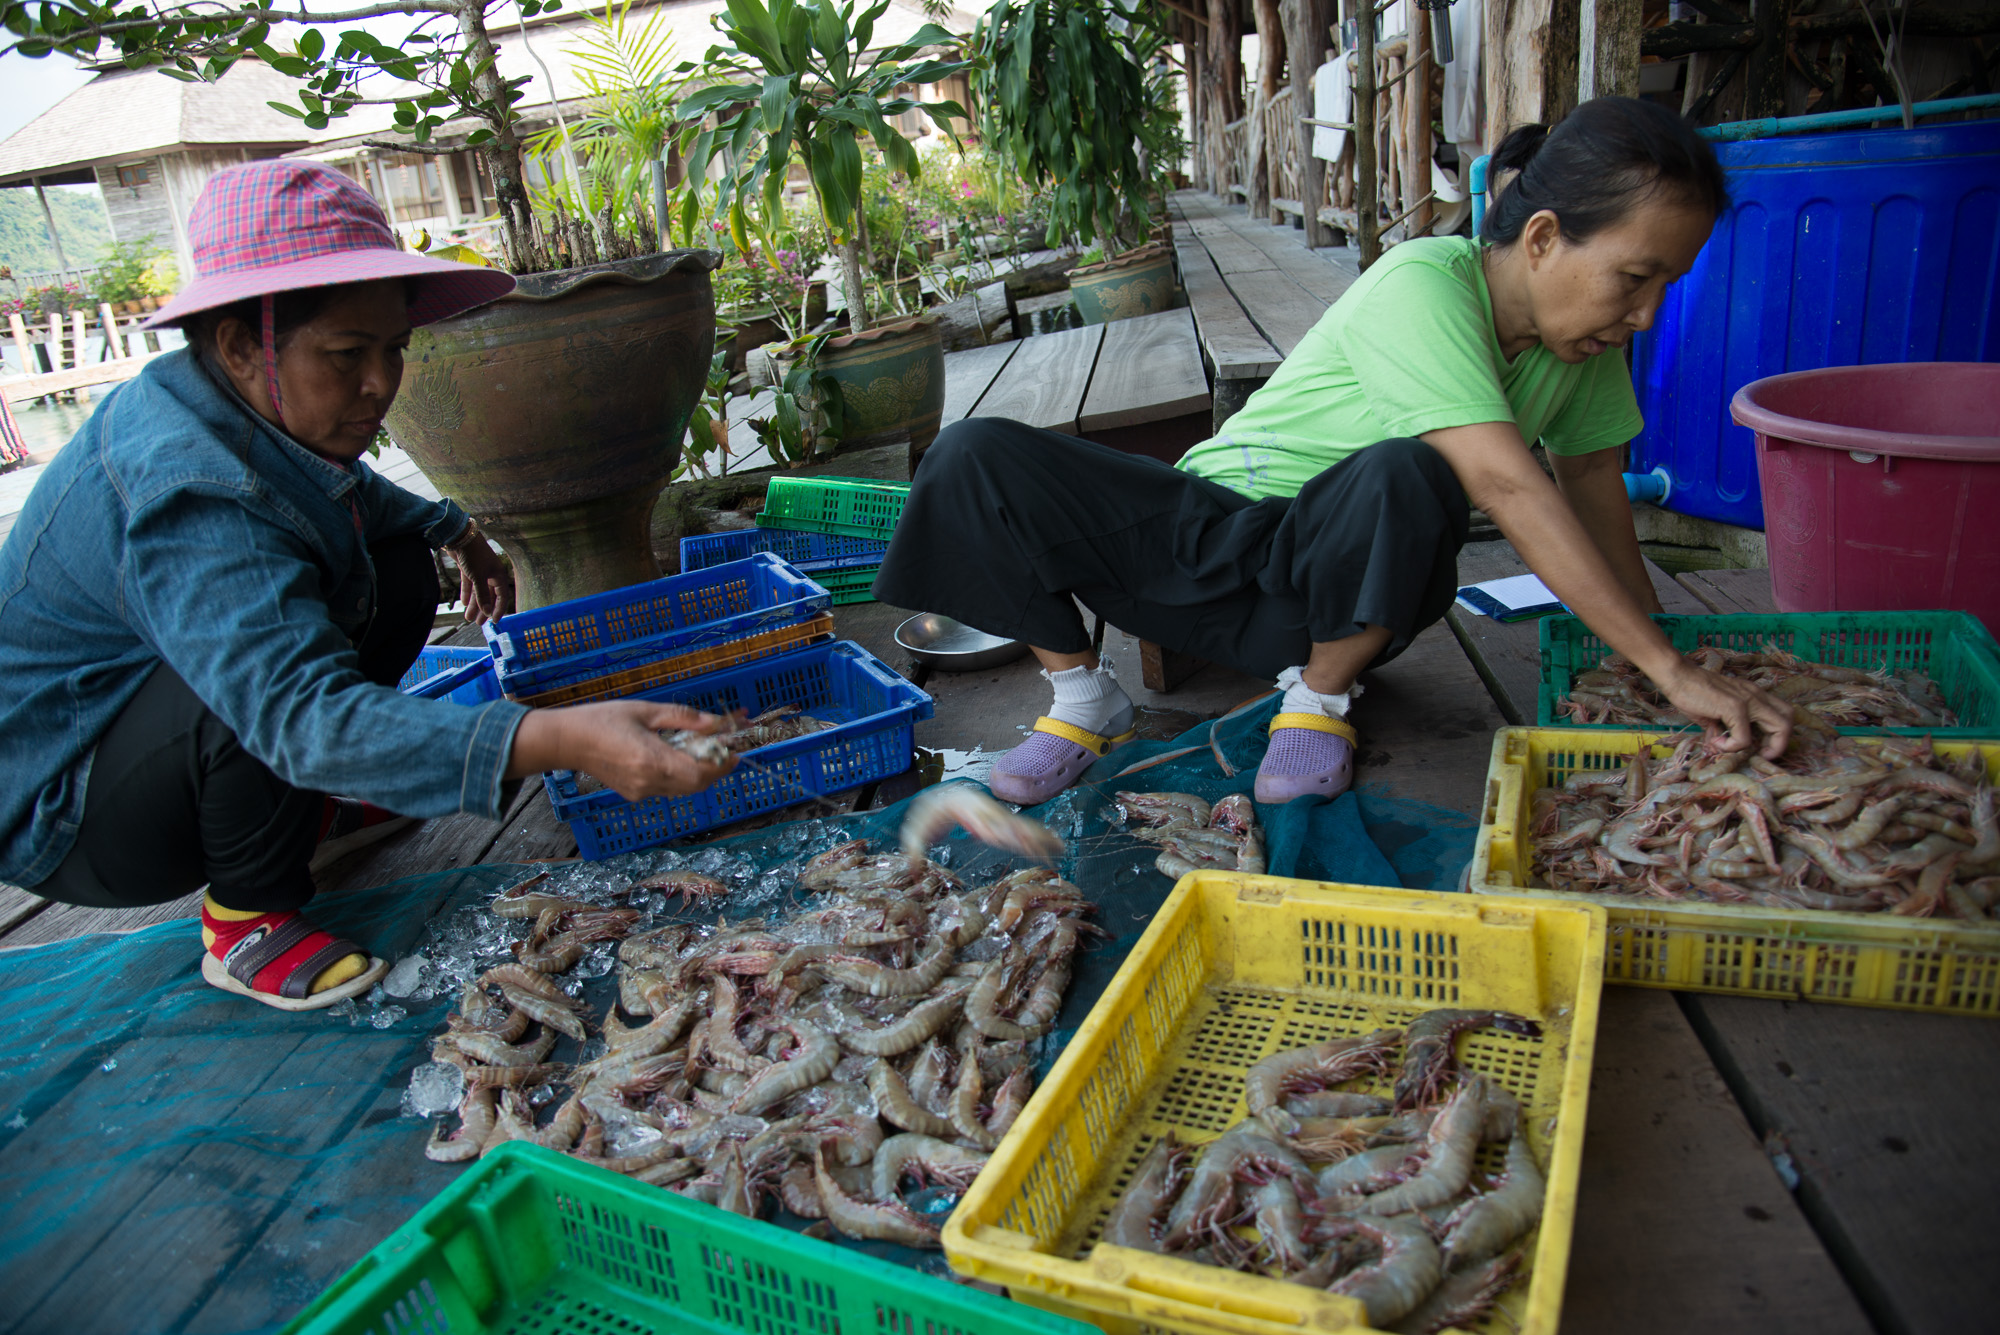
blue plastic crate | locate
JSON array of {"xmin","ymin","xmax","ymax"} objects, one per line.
[
  {"xmin": 680, "ymin": 526, "xmax": 890, "ymax": 574},
  {"xmin": 544, "ymin": 640, "xmax": 933, "ymax": 859},
  {"xmin": 482, "ymin": 553, "xmax": 833, "ymax": 705},
  {"xmin": 397, "ymin": 645, "xmax": 502, "ymax": 705},
  {"xmin": 1631, "ymin": 117, "xmax": 2000, "ymax": 528}
]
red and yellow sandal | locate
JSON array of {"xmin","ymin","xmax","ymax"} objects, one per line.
[
  {"xmin": 199, "ymin": 905, "xmax": 388, "ymax": 1011},
  {"xmin": 989, "ymin": 715, "xmax": 1138, "ymax": 805},
  {"xmin": 1254, "ymin": 712, "xmax": 1359, "ymax": 804}
]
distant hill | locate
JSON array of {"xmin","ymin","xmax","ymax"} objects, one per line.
[{"xmin": 0, "ymin": 187, "xmax": 112, "ymax": 280}]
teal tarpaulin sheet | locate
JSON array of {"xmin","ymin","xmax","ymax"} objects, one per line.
[{"xmin": 0, "ymin": 700, "xmax": 1475, "ymax": 1334}]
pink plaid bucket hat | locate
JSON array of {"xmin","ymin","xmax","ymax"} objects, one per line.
[{"xmin": 142, "ymin": 158, "xmax": 515, "ymax": 332}]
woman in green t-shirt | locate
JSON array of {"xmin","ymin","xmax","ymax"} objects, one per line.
[{"xmin": 874, "ymin": 96, "xmax": 1790, "ymax": 805}]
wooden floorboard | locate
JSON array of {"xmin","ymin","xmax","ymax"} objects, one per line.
[
  {"xmin": 0, "ymin": 885, "xmax": 50, "ymax": 937},
  {"xmin": 967, "ymin": 322, "xmax": 1102, "ymax": 434},
  {"xmin": 1561, "ymin": 989, "xmax": 1874, "ymax": 1335},
  {"xmin": 1077, "ymin": 308, "xmax": 1210, "ymax": 433},
  {"xmin": 939, "ymin": 338, "xmax": 1021, "ymax": 428},
  {"xmin": 1448, "ymin": 541, "xmax": 1705, "ymax": 724},
  {"xmin": 1217, "ymin": 212, "xmax": 1356, "ymax": 308},
  {"xmin": 1186, "ymin": 216, "xmax": 1281, "ymax": 275},
  {"xmin": 0, "ymin": 888, "xmax": 205, "ymax": 949},
  {"xmin": 1681, "ymin": 996, "xmax": 2000, "ymax": 1335},
  {"xmin": 1171, "ymin": 231, "xmax": 1282, "ymax": 380},
  {"xmin": 1213, "ymin": 267, "xmax": 1325, "ymax": 358},
  {"xmin": 1349, "ymin": 621, "xmax": 1507, "ymax": 818},
  {"xmin": 1679, "ymin": 567, "xmax": 1779, "ymax": 615}
]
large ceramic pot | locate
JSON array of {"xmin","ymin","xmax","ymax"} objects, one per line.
[
  {"xmin": 388, "ymin": 249, "xmax": 722, "ymax": 610},
  {"xmin": 1067, "ymin": 241, "xmax": 1176, "ymax": 324},
  {"xmin": 817, "ymin": 315, "xmax": 945, "ymax": 458}
]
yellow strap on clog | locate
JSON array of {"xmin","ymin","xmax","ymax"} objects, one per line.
[
  {"xmin": 1032, "ymin": 716, "xmax": 1136, "ymax": 757},
  {"xmin": 1269, "ymin": 711, "xmax": 1359, "ymax": 745}
]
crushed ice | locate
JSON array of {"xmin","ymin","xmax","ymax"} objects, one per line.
[{"xmin": 403, "ymin": 1062, "xmax": 465, "ymax": 1118}]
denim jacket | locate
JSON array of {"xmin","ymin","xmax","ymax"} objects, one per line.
[{"xmin": 0, "ymin": 349, "xmax": 527, "ymax": 887}]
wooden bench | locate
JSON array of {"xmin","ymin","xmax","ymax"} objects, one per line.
[{"xmin": 937, "ymin": 307, "xmax": 1212, "ymax": 464}]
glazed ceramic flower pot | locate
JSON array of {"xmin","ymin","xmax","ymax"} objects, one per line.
[
  {"xmin": 387, "ymin": 248, "xmax": 722, "ymax": 610},
  {"xmin": 1067, "ymin": 242, "xmax": 1177, "ymax": 324},
  {"xmin": 816, "ymin": 315, "xmax": 945, "ymax": 459}
]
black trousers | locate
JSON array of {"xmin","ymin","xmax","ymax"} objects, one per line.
[
  {"xmin": 33, "ymin": 533, "xmax": 438, "ymax": 912},
  {"xmin": 872, "ymin": 418, "xmax": 1470, "ymax": 680}
]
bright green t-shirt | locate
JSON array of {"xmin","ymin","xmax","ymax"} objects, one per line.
[{"xmin": 1176, "ymin": 236, "xmax": 1644, "ymax": 500}]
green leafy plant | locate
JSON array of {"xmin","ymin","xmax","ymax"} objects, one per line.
[
  {"xmin": 747, "ymin": 332, "xmax": 847, "ymax": 467},
  {"xmin": 972, "ymin": 0, "xmax": 1179, "ymax": 250},
  {"xmin": 93, "ymin": 236, "xmax": 175, "ymax": 304},
  {"xmin": 681, "ymin": 338, "xmax": 737, "ymax": 479},
  {"xmin": 674, "ymin": 0, "xmax": 977, "ymax": 333}
]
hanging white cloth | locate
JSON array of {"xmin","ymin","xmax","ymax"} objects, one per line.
[
  {"xmin": 1440, "ymin": 0, "xmax": 1484, "ymax": 155},
  {"xmin": 1312, "ymin": 57, "xmax": 1352, "ymax": 161}
]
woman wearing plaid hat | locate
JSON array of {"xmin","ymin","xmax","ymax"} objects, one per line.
[{"xmin": 0, "ymin": 160, "xmax": 736, "ymax": 1010}]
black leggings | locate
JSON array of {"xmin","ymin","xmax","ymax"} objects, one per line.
[
  {"xmin": 872, "ymin": 417, "xmax": 1470, "ymax": 680},
  {"xmin": 32, "ymin": 533, "xmax": 438, "ymax": 912}
]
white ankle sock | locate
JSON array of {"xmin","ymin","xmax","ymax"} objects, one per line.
[
  {"xmin": 1276, "ymin": 665, "xmax": 1361, "ymax": 719},
  {"xmin": 1046, "ymin": 659, "xmax": 1133, "ymax": 738}
]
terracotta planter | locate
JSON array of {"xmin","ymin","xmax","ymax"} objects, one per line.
[
  {"xmin": 817, "ymin": 315, "xmax": 945, "ymax": 459},
  {"xmin": 1067, "ymin": 242, "xmax": 1176, "ymax": 324},
  {"xmin": 388, "ymin": 249, "xmax": 722, "ymax": 610}
]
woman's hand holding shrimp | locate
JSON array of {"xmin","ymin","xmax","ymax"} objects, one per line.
[
  {"xmin": 506, "ymin": 701, "xmax": 737, "ymax": 798},
  {"xmin": 1653, "ymin": 659, "xmax": 1792, "ymax": 759}
]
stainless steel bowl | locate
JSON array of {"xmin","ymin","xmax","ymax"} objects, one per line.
[{"xmin": 895, "ymin": 613, "xmax": 1031, "ymax": 671}]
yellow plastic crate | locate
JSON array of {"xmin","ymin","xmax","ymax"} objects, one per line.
[
  {"xmin": 1473, "ymin": 726, "xmax": 2000, "ymax": 1015},
  {"xmin": 943, "ymin": 873, "xmax": 1607, "ymax": 1335}
]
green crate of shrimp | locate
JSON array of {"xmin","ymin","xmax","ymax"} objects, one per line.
[
  {"xmin": 283, "ymin": 1141, "xmax": 1093, "ymax": 1335},
  {"xmin": 757, "ymin": 475, "xmax": 910, "ymax": 540},
  {"xmin": 945, "ymin": 872, "xmax": 1608, "ymax": 1335},
  {"xmin": 1472, "ymin": 726, "xmax": 2000, "ymax": 1016},
  {"xmin": 1537, "ymin": 609, "xmax": 2000, "ymax": 736}
]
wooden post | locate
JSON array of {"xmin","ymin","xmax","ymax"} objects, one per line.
[
  {"xmin": 98, "ymin": 304, "xmax": 126, "ymax": 361},
  {"xmin": 1253, "ymin": 0, "xmax": 1284, "ymax": 222},
  {"xmin": 1746, "ymin": 0, "xmax": 1792, "ymax": 118},
  {"xmin": 1355, "ymin": 0, "xmax": 1380, "ymax": 265},
  {"xmin": 1293, "ymin": 0, "xmax": 1338, "ymax": 246},
  {"xmin": 1578, "ymin": 0, "xmax": 1643, "ymax": 100},
  {"xmin": 69, "ymin": 310, "xmax": 91, "ymax": 405},
  {"xmin": 1405, "ymin": 0, "xmax": 1433, "ymax": 238},
  {"xmin": 7, "ymin": 313, "xmax": 32, "ymax": 376},
  {"xmin": 1191, "ymin": 22, "xmax": 1210, "ymax": 189},
  {"xmin": 31, "ymin": 176, "xmax": 70, "ymax": 272}
]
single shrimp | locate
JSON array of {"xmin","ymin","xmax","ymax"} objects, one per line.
[
  {"xmin": 1163, "ymin": 1125, "xmax": 1313, "ymax": 1251},
  {"xmin": 495, "ymin": 984, "xmax": 588, "ymax": 1041},
  {"xmin": 901, "ymin": 784, "xmax": 1066, "ymax": 864},
  {"xmin": 702, "ymin": 973, "xmax": 772, "ymax": 1074},
  {"xmin": 813, "ymin": 1145, "xmax": 942, "ymax": 1248},
  {"xmin": 732, "ymin": 1020, "xmax": 839, "ymax": 1115},
  {"xmin": 1393, "ymin": 1009, "xmax": 1538, "ymax": 1111},
  {"xmin": 1208, "ymin": 794, "xmax": 1257, "ymax": 834},
  {"xmin": 1246, "ymin": 1030, "xmax": 1404, "ymax": 1134},
  {"xmin": 949, "ymin": 1043, "xmax": 998, "ymax": 1150},
  {"xmin": 1440, "ymin": 1132, "xmax": 1545, "ymax": 1269},
  {"xmin": 965, "ymin": 950, "xmax": 1039, "ymax": 1040},
  {"xmin": 872, "ymin": 1133, "xmax": 990, "ymax": 1202},
  {"xmin": 779, "ymin": 1160, "xmax": 826, "ymax": 1218},
  {"xmin": 991, "ymin": 868, "xmax": 1094, "ymax": 932},
  {"xmin": 1315, "ymin": 1142, "xmax": 1422, "ymax": 1197},
  {"xmin": 986, "ymin": 1066, "xmax": 1034, "ymax": 1140},
  {"xmin": 818, "ymin": 938, "xmax": 956, "ymax": 998},
  {"xmin": 837, "ymin": 986, "xmax": 967, "ymax": 1057},
  {"xmin": 435, "ymin": 1027, "xmax": 558, "ymax": 1069},
  {"xmin": 1324, "ymin": 1215, "xmax": 1444, "ymax": 1328},
  {"xmin": 1286, "ymin": 1091, "xmax": 1394, "ymax": 1118},
  {"xmin": 1244, "ymin": 1171, "xmax": 1313, "ymax": 1274},
  {"xmin": 631, "ymin": 870, "xmax": 731, "ymax": 911},
  {"xmin": 1389, "ymin": 1251, "xmax": 1523, "ymax": 1334},
  {"xmin": 1113, "ymin": 791, "xmax": 1212, "ymax": 828},
  {"xmin": 1364, "ymin": 1076, "xmax": 1489, "ymax": 1214},
  {"xmin": 1098, "ymin": 1136, "xmax": 1191, "ymax": 1253},
  {"xmin": 869, "ymin": 1058, "xmax": 959, "ymax": 1139},
  {"xmin": 424, "ymin": 1084, "xmax": 500, "ymax": 1162}
]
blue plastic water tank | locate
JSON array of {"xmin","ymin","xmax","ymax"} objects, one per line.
[{"xmin": 1630, "ymin": 118, "xmax": 2000, "ymax": 529}]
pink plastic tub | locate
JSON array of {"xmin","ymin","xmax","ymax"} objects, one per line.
[{"xmin": 1733, "ymin": 363, "xmax": 2000, "ymax": 634}]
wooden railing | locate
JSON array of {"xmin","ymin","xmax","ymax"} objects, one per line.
[{"xmin": 1265, "ymin": 87, "xmax": 1302, "ymax": 217}]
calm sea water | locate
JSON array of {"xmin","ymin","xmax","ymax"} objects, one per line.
[{"xmin": 9, "ymin": 399, "xmax": 92, "ymax": 457}]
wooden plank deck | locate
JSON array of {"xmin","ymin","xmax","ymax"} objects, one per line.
[
  {"xmin": 1077, "ymin": 308, "xmax": 1210, "ymax": 433},
  {"xmin": 959, "ymin": 322, "xmax": 1102, "ymax": 434}
]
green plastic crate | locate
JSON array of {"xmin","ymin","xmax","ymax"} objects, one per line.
[
  {"xmin": 816, "ymin": 564, "xmax": 883, "ymax": 605},
  {"xmin": 757, "ymin": 475, "xmax": 910, "ymax": 540},
  {"xmin": 282, "ymin": 1142, "xmax": 1092, "ymax": 1335},
  {"xmin": 1537, "ymin": 609, "xmax": 2000, "ymax": 735}
]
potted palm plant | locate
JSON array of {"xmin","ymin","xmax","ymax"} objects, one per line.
[
  {"xmin": 4, "ymin": 0, "xmax": 720, "ymax": 610},
  {"xmin": 974, "ymin": 0, "xmax": 1181, "ymax": 324},
  {"xmin": 675, "ymin": 0, "xmax": 976, "ymax": 465}
]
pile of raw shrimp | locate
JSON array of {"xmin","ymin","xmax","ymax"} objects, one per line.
[
  {"xmin": 1559, "ymin": 645, "xmax": 1957, "ymax": 729},
  {"xmin": 1099, "ymin": 1010, "xmax": 1546, "ymax": 1334},
  {"xmin": 1533, "ymin": 732, "xmax": 1999, "ymax": 915},
  {"xmin": 1111, "ymin": 791, "xmax": 1265, "ymax": 876},
  {"xmin": 423, "ymin": 785, "xmax": 1086, "ymax": 1248}
]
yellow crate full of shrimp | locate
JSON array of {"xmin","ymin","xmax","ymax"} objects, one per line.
[
  {"xmin": 942, "ymin": 873, "xmax": 1606, "ymax": 1335},
  {"xmin": 1473, "ymin": 726, "xmax": 2000, "ymax": 1015}
]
